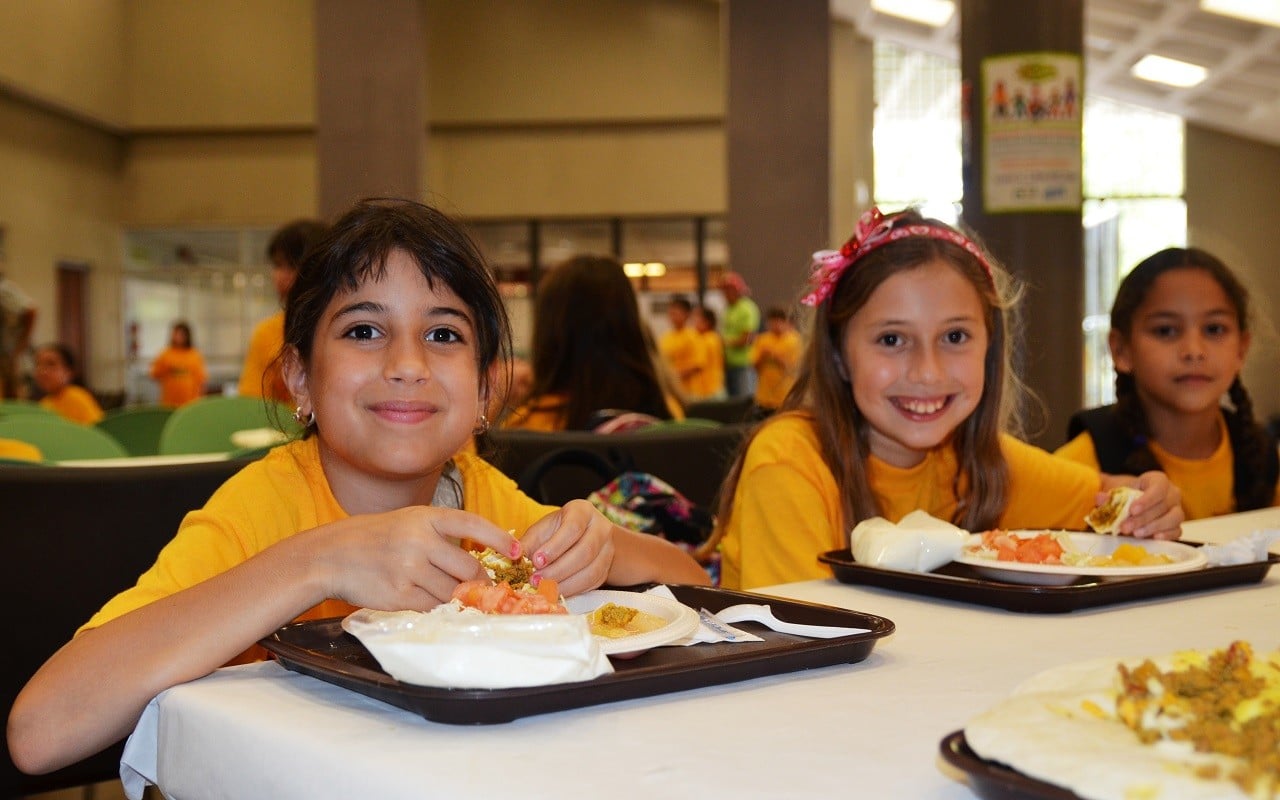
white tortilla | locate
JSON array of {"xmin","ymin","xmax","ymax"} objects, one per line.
[
  {"xmin": 849, "ymin": 510, "xmax": 967, "ymax": 571},
  {"xmin": 1085, "ymin": 486, "xmax": 1142, "ymax": 534},
  {"xmin": 965, "ymin": 654, "xmax": 1253, "ymax": 800}
]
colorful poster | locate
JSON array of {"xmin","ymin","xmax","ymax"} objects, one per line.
[{"xmin": 981, "ymin": 52, "xmax": 1082, "ymax": 213}]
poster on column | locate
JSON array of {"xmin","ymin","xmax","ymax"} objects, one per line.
[{"xmin": 981, "ymin": 52, "xmax": 1082, "ymax": 213}]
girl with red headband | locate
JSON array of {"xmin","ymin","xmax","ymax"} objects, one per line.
[{"xmin": 714, "ymin": 207, "xmax": 1184, "ymax": 590}]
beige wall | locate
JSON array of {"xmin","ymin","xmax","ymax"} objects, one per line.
[
  {"xmin": 1186, "ymin": 124, "xmax": 1280, "ymax": 422},
  {"xmin": 0, "ymin": 94, "xmax": 126, "ymax": 389},
  {"xmin": 0, "ymin": 0, "xmax": 127, "ymax": 128}
]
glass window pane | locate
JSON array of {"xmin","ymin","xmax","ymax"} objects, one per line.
[
  {"xmin": 1083, "ymin": 96, "xmax": 1184, "ymax": 199},
  {"xmin": 540, "ymin": 221, "xmax": 612, "ymax": 267}
]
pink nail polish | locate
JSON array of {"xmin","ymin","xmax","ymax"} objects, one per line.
[
  {"xmin": 530, "ymin": 573, "xmax": 542, "ymax": 588},
  {"xmin": 533, "ymin": 551, "xmax": 547, "ymax": 569},
  {"xmin": 509, "ymin": 540, "xmax": 522, "ymax": 559}
]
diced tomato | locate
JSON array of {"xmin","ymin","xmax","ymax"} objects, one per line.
[{"xmin": 451, "ymin": 579, "xmax": 567, "ymax": 615}]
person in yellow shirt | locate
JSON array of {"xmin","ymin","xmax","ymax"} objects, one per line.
[
  {"xmin": 658, "ymin": 296, "xmax": 708, "ymax": 398},
  {"xmin": 9, "ymin": 198, "xmax": 708, "ymax": 777},
  {"xmin": 749, "ymin": 306, "xmax": 802, "ymax": 413},
  {"xmin": 33, "ymin": 343, "xmax": 103, "ymax": 425},
  {"xmin": 713, "ymin": 207, "xmax": 1185, "ymax": 591},
  {"xmin": 1056, "ymin": 247, "xmax": 1280, "ymax": 519},
  {"xmin": 149, "ymin": 321, "xmax": 207, "ymax": 407},
  {"xmin": 239, "ymin": 219, "xmax": 329, "ymax": 402},
  {"xmin": 0, "ymin": 437, "xmax": 42, "ymax": 462},
  {"xmin": 505, "ymin": 255, "xmax": 684, "ymax": 431},
  {"xmin": 691, "ymin": 305, "xmax": 725, "ymax": 400}
]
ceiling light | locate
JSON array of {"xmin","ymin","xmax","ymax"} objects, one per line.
[
  {"xmin": 623, "ymin": 262, "xmax": 645, "ymax": 278},
  {"xmin": 1130, "ymin": 54, "xmax": 1208, "ymax": 88},
  {"xmin": 643, "ymin": 262, "xmax": 667, "ymax": 277},
  {"xmin": 870, "ymin": 0, "xmax": 955, "ymax": 27},
  {"xmin": 1200, "ymin": 0, "xmax": 1280, "ymax": 29}
]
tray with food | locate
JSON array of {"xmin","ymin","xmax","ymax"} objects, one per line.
[
  {"xmin": 943, "ymin": 641, "xmax": 1280, "ymax": 800},
  {"xmin": 260, "ymin": 584, "xmax": 895, "ymax": 724},
  {"xmin": 819, "ymin": 543, "xmax": 1278, "ymax": 613}
]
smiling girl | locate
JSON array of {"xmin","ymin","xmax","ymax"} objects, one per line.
[
  {"xmin": 714, "ymin": 208, "xmax": 1184, "ymax": 591},
  {"xmin": 9, "ymin": 199, "xmax": 708, "ymax": 776},
  {"xmin": 1057, "ymin": 248, "xmax": 1278, "ymax": 519}
]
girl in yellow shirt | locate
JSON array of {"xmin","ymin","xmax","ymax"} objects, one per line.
[
  {"xmin": 34, "ymin": 343, "xmax": 103, "ymax": 424},
  {"xmin": 1056, "ymin": 248, "xmax": 1279, "ymax": 519},
  {"xmin": 150, "ymin": 321, "xmax": 208, "ymax": 406},
  {"xmin": 715, "ymin": 208, "xmax": 1184, "ymax": 590},
  {"xmin": 10, "ymin": 199, "xmax": 708, "ymax": 776}
]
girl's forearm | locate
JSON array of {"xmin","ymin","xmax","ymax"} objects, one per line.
[{"xmin": 605, "ymin": 526, "xmax": 711, "ymax": 587}]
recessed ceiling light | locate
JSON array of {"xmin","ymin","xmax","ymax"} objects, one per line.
[
  {"xmin": 1200, "ymin": 0, "xmax": 1280, "ymax": 29},
  {"xmin": 1130, "ymin": 54, "xmax": 1208, "ymax": 88},
  {"xmin": 870, "ymin": 0, "xmax": 955, "ymax": 28}
]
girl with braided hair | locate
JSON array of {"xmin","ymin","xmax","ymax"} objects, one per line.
[{"xmin": 1058, "ymin": 247, "xmax": 1278, "ymax": 519}]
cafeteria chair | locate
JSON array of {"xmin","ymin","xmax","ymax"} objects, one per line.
[
  {"xmin": 95, "ymin": 404, "xmax": 174, "ymax": 456},
  {"xmin": 0, "ymin": 399, "xmax": 59, "ymax": 419},
  {"xmin": 158, "ymin": 396, "xmax": 300, "ymax": 455},
  {"xmin": 0, "ymin": 456, "xmax": 252, "ymax": 798},
  {"xmin": 683, "ymin": 396, "xmax": 754, "ymax": 424},
  {"xmin": 483, "ymin": 423, "xmax": 749, "ymax": 510},
  {"xmin": 0, "ymin": 415, "xmax": 129, "ymax": 461}
]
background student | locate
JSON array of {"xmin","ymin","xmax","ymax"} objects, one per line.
[
  {"xmin": 691, "ymin": 305, "xmax": 726, "ymax": 400},
  {"xmin": 718, "ymin": 271, "xmax": 760, "ymax": 398},
  {"xmin": 9, "ymin": 199, "xmax": 708, "ymax": 776},
  {"xmin": 149, "ymin": 320, "xmax": 207, "ymax": 407},
  {"xmin": 1057, "ymin": 247, "xmax": 1279, "ymax": 519},
  {"xmin": 33, "ymin": 343, "xmax": 103, "ymax": 425},
  {"xmin": 658, "ymin": 295, "xmax": 707, "ymax": 398},
  {"xmin": 713, "ymin": 208, "xmax": 1184, "ymax": 590},
  {"xmin": 749, "ymin": 305, "xmax": 803, "ymax": 416},
  {"xmin": 238, "ymin": 218, "xmax": 329, "ymax": 402}
]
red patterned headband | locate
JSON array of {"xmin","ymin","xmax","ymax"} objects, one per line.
[{"xmin": 801, "ymin": 207, "xmax": 995, "ymax": 307}]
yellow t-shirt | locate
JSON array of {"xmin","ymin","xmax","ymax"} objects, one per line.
[
  {"xmin": 1055, "ymin": 416, "xmax": 1280, "ymax": 519},
  {"xmin": 719, "ymin": 413, "xmax": 1103, "ymax": 590},
  {"xmin": 80, "ymin": 437, "xmax": 555, "ymax": 659},
  {"xmin": 150, "ymin": 346, "xmax": 208, "ymax": 407},
  {"xmin": 658, "ymin": 326, "xmax": 708, "ymax": 396},
  {"xmin": 695, "ymin": 331, "xmax": 726, "ymax": 399},
  {"xmin": 749, "ymin": 329, "xmax": 802, "ymax": 410},
  {"xmin": 238, "ymin": 311, "xmax": 291, "ymax": 403},
  {"xmin": 39, "ymin": 385, "xmax": 104, "ymax": 425},
  {"xmin": 0, "ymin": 437, "xmax": 42, "ymax": 462}
]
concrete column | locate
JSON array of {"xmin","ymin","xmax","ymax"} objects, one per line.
[
  {"xmin": 960, "ymin": 0, "xmax": 1084, "ymax": 448},
  {"xmin": 725, "ymin": 0, "xmax": 829, "ymax": 311},
  {"xmin": 315, "ymin": 0, "xmax": 424, "ymax": 219}
]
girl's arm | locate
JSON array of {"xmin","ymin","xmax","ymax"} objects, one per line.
[
  {"xmin": 1099, "ymin": 471, "xmax": 1184, "ymax": 539},
  {"xmin": 520, "ymin": 500, "xmax": 710, "ymax": 595},
  {"xmin": 7, "ymin": 508, "xmax": 516, "ymax": 775}
]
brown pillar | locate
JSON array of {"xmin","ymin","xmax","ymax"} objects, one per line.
[
  {"xmin": 960, "ymin": 0, "xmax": 1084, "ymax": 448},
  {"xmin": 725, "ymin": 0, "xmax": 829, "ymax": 311},
  {"xmin": 315, "ymin": 0, "xmax": 424, "ymax": 220}
]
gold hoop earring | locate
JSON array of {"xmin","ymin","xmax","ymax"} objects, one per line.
[
  {"xmin": 294, "ymin": 406, "xmax": 316, "ymax": 426},
  {"xmin": 474, "ymin": 413, "xmax": 490, "ymax": 435}
]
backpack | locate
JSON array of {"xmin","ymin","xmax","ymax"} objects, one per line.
[{"xmin": 1067, "ymin": 404, "xmax": 1279, "ymax": 512}]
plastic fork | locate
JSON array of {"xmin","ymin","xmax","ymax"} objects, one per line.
[{"xmin": 710, "ymin": 603, "xmax": 869, "ymax": 638}]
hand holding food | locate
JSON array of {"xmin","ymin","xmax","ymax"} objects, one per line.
[
  {"xmin": 1085, "ymin": 486, "xmax": 1143, "ymax": 534},
  {"xmin": 1096, "ymin": 471, "xmax": 1184, "ymax": 539},
  {"xmin": 517, "ymin": 499, "xmax": 617, "ymax": 597}
]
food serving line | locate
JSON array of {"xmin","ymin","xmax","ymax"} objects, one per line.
[{"xmin": 120, "ymin": 508, "xmax": 1280, "ymax": 800}]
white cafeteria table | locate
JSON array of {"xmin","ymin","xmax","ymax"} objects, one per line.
[{"xmin": 120, "ymin": 508, "xmax": 1280, "ymax": 799}]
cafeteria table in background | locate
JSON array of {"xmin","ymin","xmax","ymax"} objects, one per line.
[{"xmin": 120, "ymin": 508, "xmax": 1280, "ymax": 800}]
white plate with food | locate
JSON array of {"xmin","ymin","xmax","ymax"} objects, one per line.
[
  {"xmin": 952, "ymin": 530, "xmax": 1208, "ymax": 585},
  {"xmin": 563, "ymin": 589, "xmax": 700, "ymax": 656}
]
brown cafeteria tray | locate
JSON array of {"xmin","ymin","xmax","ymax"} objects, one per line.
[
  {"xmin": 260, "ymin": 584, "xmax": 895, "ymax": 725},
  {"xmin": 940, "ymin": 730, "xmax": 1079, "ymax": 800},
  {"xmin": 819, "ymin": 545, "xmax": 1278, "ymax": 613}
]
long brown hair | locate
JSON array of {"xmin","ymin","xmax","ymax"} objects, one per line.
[{"xmin": 715, "ymin": 209, "xmax": 1022, "ymax": 541}]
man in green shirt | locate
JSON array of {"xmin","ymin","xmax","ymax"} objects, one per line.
[{"xmin": 718, "ymin": 271, "xmax": 760, "ymax": 398}]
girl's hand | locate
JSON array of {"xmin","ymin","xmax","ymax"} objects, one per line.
[
  {"xmin": 309, "ymin": 507, "xmax": 519, "ymax": 611},
  {"xmin": 1100, "ymin": 471, "xmax": 1184, "ymax": 540},
  {"xmin": 518, "ymin": 500, "xmax": 616, "ymax": 597}
]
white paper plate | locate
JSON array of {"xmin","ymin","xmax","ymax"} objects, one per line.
[
  {"xmin": 563, "ymin": 589, "xmax": 700, "ymax": 655},
  {"xmin": 952, "ymin": 532, "xmax": 1208, "ymax": 586}
]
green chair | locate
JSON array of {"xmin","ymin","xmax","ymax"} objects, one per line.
[
  {"xmin": 158, "ymin": 396, "xmax": 301, "ymax": 455},
  {"xmin": 0, "ymin": 400, "xmax": 58, "ymax": 419},
  {"xmin": 637, "ymin": 417, "xmax": 723, "ymax": 431},
  {"xmin": 95, "ymin": 405, "xmax": 175, "ymax": 456},
  {"xmin": 0, "ymin": 416, "xmax": 129, "ymax": 461}
]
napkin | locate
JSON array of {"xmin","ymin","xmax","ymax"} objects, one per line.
[
  {"xmin": 1199, "ymin": 529, "xmax": 1280, "ymax": 567},
  {"xmin": 644, "ymin": 585, "xmax": 764, "ymax": 645},
  {"xmin": 850, "ymin": 509, "xmax": 968, "ymax": 572}
]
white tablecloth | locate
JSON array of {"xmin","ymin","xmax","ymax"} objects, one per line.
[{"xmin": 121, "ymin": 509, "xmax": 1280, "ymax": 800}]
